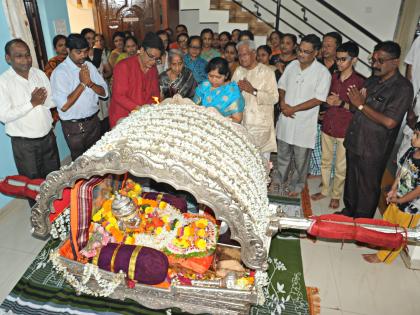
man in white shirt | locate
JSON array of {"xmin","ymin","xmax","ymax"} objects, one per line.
[
  {"xmin": 231, "ymin": 40, "xmax": 279, "ymax": 160},
  {"xmin": 51, "ymin": 34, "xmax": 108, "ymax": 161},
  {"xmin": 397, "ymin": 35, "xmax": 420, "ymax": 160},
  {"xmin": 0, "ymin": 39, "xmax": 60, "ymax": 206},
  {"xmin": 277, "ymin": 34, "xmax": 331, "ymax": 197}
]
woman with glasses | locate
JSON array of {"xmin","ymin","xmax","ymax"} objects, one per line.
[
  {"xmin": 109, "ymin": 32, "xmax": 163, "ymax": 128},
  {"xmin": 159, "ymin": 49, "xmax": 197, "ymax": 100},
  {"xmin": 194, "ymin": 57, "xmax": 244, "ymax": 123},
  {"xmin": 184, "ymin": 36, "xmax": 208, "ymax": 84}
]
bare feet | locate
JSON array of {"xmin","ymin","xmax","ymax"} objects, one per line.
[
  {"xmin": 329, "ymin": 198, "xmax": 340, "ymax": 209},
  {"xmin": 311, "ymin": 192, "xmax": 326, "ymax": 201},
  {"xmin": 288, "ymin": 191, "xmax": 299, "ymax": 197},
  {"xmin": 362, "ymin": 254, "xmax": 382, "ymax": 263}
]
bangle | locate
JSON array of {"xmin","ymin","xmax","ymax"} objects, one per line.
[
  {"xmin": 87, "ymin": 81, "xmax": 94, "ymax": 88},
  {"xmin": 80, "ymin": 82, "xmax": 86, "ymax": 89}
]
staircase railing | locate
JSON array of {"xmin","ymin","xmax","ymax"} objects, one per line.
[{"xmin": 234, "ymin": 0, "xmax": 380, "ymax": 71}]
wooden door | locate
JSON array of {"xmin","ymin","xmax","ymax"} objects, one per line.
[{"xmin": 94, "ymin": 0, "xmax": 161, "ymax": 48}]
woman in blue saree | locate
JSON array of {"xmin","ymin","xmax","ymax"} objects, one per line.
[{"xmin": 193, "ymin": 57, "xmax": 244, "ymax": 123}]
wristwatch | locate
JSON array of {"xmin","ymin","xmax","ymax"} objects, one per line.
[
  {"xmin": 358, "ymin": 104, "xmax": 364, "ymax": 111},
  {"xmin": 252, "ymin": 89, "xmax": 258, "ymax": 96}
]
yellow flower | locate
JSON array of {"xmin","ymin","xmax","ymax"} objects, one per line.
[
  {"xmin": 175, "ymin": 221, "xmax": 182, "ymax": 228},
  {"xmin": 133, "ymin": 183, "xmax": 142, "ymax": 193},
  {"xmin": 180, "ymin": 239, "xmax": 190, "ymax": 248},
  {"xmin": 197, "ymin": 228, "xmax": 206, "ymax": 238},
  {"xmin": 196, "ymin": 218, "xmax": 208, "ymax": 229},
  {"xmin": 125, "ymin": 236, "xmax": 135, "ymax": 245},
  {"xmin": 92, "ymin": 211, "xmax": 103, "ymax": 222},
  {"xmin": 105, "ymin": 224, "xmax": 113, "ymax": 232},
  {"xmin": 137, "ymin": 197, "xmax": 143, "ymax": 205},
  {"xmin": 183, "ymin": 226, "xmax": 192, "ymax": 237},
  {"xmin": 195, "ymin": 238, "xmax": 207, "ymax": 250},
  {"xmin": 127, "ymin": 191, "xmax": 136, "ymax": 199},
  {"xmin": 108, "ymin": 216, "xmax": 118, "ymax": 226},
  {"xmin": 155, "ymin": 227, "xmax": 163, "ymax": 235},
  {"xmin": 158, "ymin": 201, "xmax": 167, "ymax": 210},
  {"xmin": 162, "ymin": 215, "xmax": 169, "ymax": 223},
  {"xmin": 145, "ymin": 207, "xmax": 154, "ymax": 214}
]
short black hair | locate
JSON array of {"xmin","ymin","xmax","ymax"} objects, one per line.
[
  {"xmin": 415, "ymin": 121, "xmax": 420, "ymax": 132},
  {"xmin": 156, "ymin": 30, "xmax": 168, "ymax": 38},
  {"xmin": 374, "ymin": 41, "xmax": 401, "ymax": 59},
  {"xmin": 232, "ymin": 29, "xmax": 241, "ymax": 34},
  {"xmin": 323, "ymin": 32, "xmax": 342, "ymax": 47},
  {"xmin": 112, "ymin": 31, "xmax": 125, "ymax": 42},
  {"xmin": 66, "ymin": 33, "xmax": 89, "ymax": 50},
  {"xmin": 282, "ymin": 33, "xmax": 298, "ymax": 45},
  {"xmin": 142, "ymin": 32, "xmax": 164, "ymax": 53},
  {"xmin": 188, "ymin": 35, "xmax": 202, "ymax": 47},
  {"xmin": 81, "ymin": 28, "xmax": 95, "ymax": 38},
  {"xmin": 53, "ymin": 35, "xmax": 67, "ymax": 49},
  {"xmin": 219, "ymin": 31, "xmax": 232, "ymax": 40},
  {"xmin": 301, "ymin": 34, "xmax": 322, "ymax": 51},
  {"xmin": 177, "ymin": 32, "xmax": 189, "ymax": 42},
  {"xmin": 206, "ymin": 56, "xmax": 230, "ymax": 78},
  {"xmin": 200, "ymin": 28, "xmax": 214, "ymax": 37},
  {"xmin": 270, "ymin": 30, "xmax": 282, "ymax": 39},
  {"xmin": 257, "ymin": 45, "xmax": 272, "ymax": 55},
  {"xmin": 336, "ymin": 41, "xmax": 359, "ymax": 58},
  {"xmin": 125, "ymin": 35, "xmax": 139, "ymax": 47},
  {"xmin": 5, "ymin": 38, "xmax": 29, "ymax": 55},
  {"xmin": 224, "ymin": 41, "xmax": 238, "ymax": 53},
  {"xmin": 176, "ymin": 24, "xmax": 188, "ymax": 32},
  {"xmin": 239, "ymin": 30, "xmax": 254, "ymax": 41}
]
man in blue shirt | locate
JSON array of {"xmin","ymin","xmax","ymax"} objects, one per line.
[
  {"xmin": 51, "ymin": 34, "xmax": 108, "ymax": 160},
  {"xmin": 184, "ymin": 36, "xmax": 207, "ymax": 84}
]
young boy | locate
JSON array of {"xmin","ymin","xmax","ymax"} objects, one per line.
[
  {"xmin": 311, "ymin": 42, "xmax": 364, "ymax": 209},
  {"xmin": 363, "ymin": 122, "xmax": 420, "ymax": 263}
]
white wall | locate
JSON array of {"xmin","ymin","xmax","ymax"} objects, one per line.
[
  {"xmin": 179, "ymin": 10, "xmax": 219, "ymax": 36},
  {"xmin": 66, "ymin": 0, "xmax": 95, "ymax": 33}
]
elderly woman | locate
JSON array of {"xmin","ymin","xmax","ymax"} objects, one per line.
[
  {"xmin": 193, "ymin": 57, "xmax": 244, "ymax": 123},
  {"xmin": 159, "ymin": 49, "xmax": 197, "ymax": 100}
]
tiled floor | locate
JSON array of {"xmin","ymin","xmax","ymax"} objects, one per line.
[{"xmin": 0, "ymin": 178, "xmax": 420, "ymax": 314}]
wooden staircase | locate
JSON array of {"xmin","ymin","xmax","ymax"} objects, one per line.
[{"xmin": 210, "ymin": 0, "xmax": 273, "ymax": 36}]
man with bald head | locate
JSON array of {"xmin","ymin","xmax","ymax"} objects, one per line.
[{"xmin": 0, "ymin": 39, "xmax": 60, "ymax": 206}]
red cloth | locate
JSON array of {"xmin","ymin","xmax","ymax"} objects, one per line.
[
  {"xmin": 322, "ymin": 72, "xmax": 364, "ymax": 138},
  {"xmin": 308, "ymin": 214, "xmax": 404, "ymax": 249},
  {"xmin": 169, "ymin": 42, "xmax": 179, "ymax": 49},
  {"xmin": 108, "ymin": 55, "xmax": 160, "ymax": 128}
]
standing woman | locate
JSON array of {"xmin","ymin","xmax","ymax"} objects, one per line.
[
  {"xmin": 268, "ymin": 30, "xmax": 283, "ymax": 64},
  {"xmin": 274, "ymin": 33, "xmax": 298, "ymax": 78},
  {"xmin": 194, "ymin": 57, "xmax": 244, "ymax": 123},
  {"xmin": 44, "ymin": 35, "xmax": 67, "ymax": 79},
  {"xmin": 200, "ymin": 28, "xmax": 221, "ymax": 62},
  {"xmin": 159, "ymin": 49, "xmax": 197, "ymax": 100},
  {"xmin": 257, "ymin": 45, "xmax": 276, "ymax": 71},
  {"xmin": 223, "ymin": 42, "xmax": 239, "ymax": 80},
  {"xmin": 108, "ymin": 31, "xmax": 125, "ymax": 68},
  {"xmin": 157, "ymin": 30, "xmax": 170, "ymax": 74}
]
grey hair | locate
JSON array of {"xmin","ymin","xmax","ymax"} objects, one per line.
[
  {"xmin": 236, "ymin": 40, "xmax": 256, "ymax": 52},
  {"xmin": 168, "ymin": 49, "xmax": 184, "ymax": 63}
]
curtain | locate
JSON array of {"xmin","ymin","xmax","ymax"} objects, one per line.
[{"xmin": 2, "ymin": 0, "xmax": 39, "ymax": 68}]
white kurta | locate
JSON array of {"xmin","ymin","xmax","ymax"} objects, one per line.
[
  {"xmin": 231, "ymin": 63, "xmax": 279, "ymax": 153},
  {"xmin": 0, "ymin": 67, "xmax": 55, "ymax": 138},
  {"xmin": 277, "ymin": 59, "xmax": 331, "ymax": 149}
]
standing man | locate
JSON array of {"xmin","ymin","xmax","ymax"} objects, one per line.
[
  {"xmin": 309, "ymin": 32, "xmax": 343, "ymax": 177},
  {"xmin": 51, "ymin": 34, "xmax": 108, "ymax": 161},
  {"xmin": 342, "ymin": 41, "xmax": 414, "ymax": 218},
  {"xmin": 277, "ymin": 34, "xmax": 331, "ymax": 197},
  {"xmin": 109, "ymin": 32, "xmax": 162, "ymax": 128},
  {"xmin": 311, "ymin": 42, "xmax": 365, "ymax": 209},
  {"xmin": 231, "ymin": 40, "xmax": 278, "ymax": 161},
  {"xmin": 0, "ymin": 39, "xmax": 60, "ymax": 206}
]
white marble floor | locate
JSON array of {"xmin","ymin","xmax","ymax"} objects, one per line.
[{"xmin": 0, "ymin": 178, "xmax": 419, "ymax": 314}]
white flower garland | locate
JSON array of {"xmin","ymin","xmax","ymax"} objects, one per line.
[
  {"xmin": 82, "ymin": 104, "xmax": 276, "ymax": 302},
  {"xmin": 50, "ymin": 208, "xmax": 70, "ymax": 240},
  {"xmin": 50, "ymin": 250, "xmax": 124, "ymax": 297}
]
